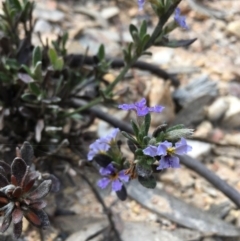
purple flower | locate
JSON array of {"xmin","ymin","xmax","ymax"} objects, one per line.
[
  {"xmin": 87, "ymin": 128, "xmax": 120, "ymax": 161},
  {"xmin": 138, "ymin": 0, "xmax": 145, "ymax": 10},
  {"xmin": 174, "ymin": 8, "xmax": 189, "ymax": 29},
  {"xmin": 143, "ymin": 138, "xmax": 192, "ymax": 170},
  {"xmin": 97, "ymin": 164, "xmax": 129, "ymax": 192},
  {"xmin": 118, "ymin": 98, "xmax": 164, "ymax": 117}
]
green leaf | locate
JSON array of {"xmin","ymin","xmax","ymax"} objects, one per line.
[
  {"xmin": 29, "ymin": 82, "xmax": 41, "ymax": 96},
  {"xmin": 55, "ymin": 57, "xmax": 64, "ymax": 71},
  {"xmin": 32, "ymin": 46, "xmax": 42, "ymax": 67},
  {"xmin": 21, "ymin": 64, "xmax": 32, "ymax": 76},
  {"xmin": 143, "ymin": 113, "xmax": 151, "ymax": 136},
  {"xmin": 121, "ymin": 131, "xmax": 138, "ymax": 145},
  {"xmin": 140, "ymin": 34, "xmax": 150, "ymax": 49},
  {"xmin": 155, "ymin": 38, "xmax": 197, "ymax": 48},
  {"xmin": 48, "ymin": 48, "xmax": 58, "ymax": 67},
  {"xmin": 166, "ymin": 124, "xmax": 185, "ymax": 132},
  {"xmin": 62, "ymin": 32, "xmax": 68, "ymax": 48},
  {"xmin": 9, "ymin": 0, "xmax": 22, "ymax": 11},
  {"xmin": 129, "ymin": 24, "xmax": 139, "ymax": 42},
  {"xmin": 32, "ymin": 61, "xmax": 42, "ymax": 81},
  {"xmin": 131, "ymin": 120, "xmax": 139, "ymax": 139},
  {"xmin": 136, "ymin": 163, "xmax": 152, "ymax": 177},
  {"xmin": 138, "ymin": 175, "xmax": 156, "ymax": 189},
  {"xmin": 21, "ymin": 93, "xmax": 37, "ymax": 102},
  {"xmin": 97, "ymin": 44, "xmax": 105, "ymax": 61},
  {"xmin": 139, "ymin": 20, "xmax": 147, "ymax": 39}
]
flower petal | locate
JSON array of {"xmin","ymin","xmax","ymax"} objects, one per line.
[
  {"xmin": 157, "ymin": 156, "xmax": 180, "ymax": 170},
  {"xmin": 156, "ymin": 142, "xmax": 171, "ymax": 155},
  {"xmin": 99, "ymin": 163, "xmax": 115, "ymax": 176},
  {"xmin": 118, "ymin": 103, "xmax": 135, "ymax": 110},
  {"xmin": 175, "ymin": 138, "xmax": 192, "ymax": 155},
  {"xmin": 112, "ymin": 179, "xmax": 122, "ymax": 192},
  {"xmin": 148, "ymin": 105, "xmax": 165, "ymax": 113},
  {"xmin": 143, "ymin": 145, "xmax": 158, "ymax": 157},
  {"xmin": 97, "ymin": 178, "xmax": 111, "ymax": 189},
  {"xmin": 118, "ymin": 171, "xmax": 129, "ymax": 183},
  {"xmin": 137, "ymin": 0, "xmax": 145, "ymax": 10}
]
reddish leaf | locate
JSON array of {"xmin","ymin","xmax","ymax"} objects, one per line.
[
  {"xmin": 24, "ymin": 209, "xmax": 49, "ymax": 228},
  {"xmin": 23, "ymin": 178, "xmax": 35, "ymax": 193},
  {"xmin": 11, "ymin": 174, "xmax": 18, "ymax": 186},
  {"xmin": 28, "ymin": 180, "xmax": 52, "ymax": 200},
  {"xmin": 13, "ymin": 220, "xmax": 23, "ymax": 239},
  {"xmin": 23, "ymin": 171, "xmax": 39, "ymax": 190},
  {"xmin": 11, "ymin": 158, "xmax": 27, "ymax": 186},
  {"xmin": 12, "ymin": 208, "xmax": 23, "ymax": 224},
  {"xmin": 0, "ymin": 192, "xmax": 8, "ymax": 206},
  {"xmin": 12, "ymin": 187, "xmax": 22, "ymax": 198},
  {"xmin": 0, "ymin": 173, "xmax": 9, "ymax": 187}
]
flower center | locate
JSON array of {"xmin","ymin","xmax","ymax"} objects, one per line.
[
  {"xmin": 110, "ymin": 173, "xmax": 119, "ymax": 181},
  {"xmin": 167, "ymin": 147, "xmax": 175, "ymax": 156}
]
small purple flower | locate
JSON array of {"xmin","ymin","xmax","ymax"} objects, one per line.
[
  {"xmin": 118, "ymin": 98, "xmax": 164, "ymax": 117},
  {"xmin": 87, "ymin": 128, "xmax": 120, "ymax": 161},
  {"xmin": 138, "ymin": 0, "xmax": 145, "ymax": 10},
  {"xmin": 174, "ymin": 7, "xmax": 189, "ymax": 29},
  {"xmin": 97, "ymin": 164, "xmax": 129, "ymax": 192},
  {"xmin": 143, "ymin": 138, "xmax": 192, "ymax": 170}
]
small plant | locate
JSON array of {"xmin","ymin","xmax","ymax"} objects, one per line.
[
  {"xmin": 88, "ymin": 98, "xmax": 193, "ymax": 200},
  {"xmin": 0, "ymin": 142, "xmax": 59, "ymax": 238}
]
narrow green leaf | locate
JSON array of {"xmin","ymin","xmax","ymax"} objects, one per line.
[
  {"xmin": 131, "ymin": 120, "xmax": 139, "ymax": 139},
  {"xmin": 139, "ymin": 20, "xmax": 147, "ymax": 39},
  {"xmin": 97, "ymin": 44, "xmax": 105, "ymax": 61},
  {"xmin": 144, "ymin": 113, "xmax": 151, "ymax": 136},
  {"xmin": 48, "ymin": 48, "xmax": 58, "ymax": 67},
  {"xmin": 121, "ymin": 131, "xmax": 138, "ymax": 145}
]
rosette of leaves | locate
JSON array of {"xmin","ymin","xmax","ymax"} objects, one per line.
[{"xmin": 0, "ymin": 142, "xmax": 57, "ymax": 238}]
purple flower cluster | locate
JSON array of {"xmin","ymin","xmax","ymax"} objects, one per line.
[
  {"xmin": 174, "ymin": 8, "xmax": 189, "ymax": 29},
  {"xmin": 143, "ymin": 138, "xmax": 192, "ymax": 170},
  {"xmin": 87, "ymin": 128, "xmax": 119, "ymax": 161},
  {"xmin": 118, "ymin": 98, "xmax": 164, "ymax": 117},
  {"xmin": 97, "ymin": 163, "xmax": 129, "ymax": 192}
]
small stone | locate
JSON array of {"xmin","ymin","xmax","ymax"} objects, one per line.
[
  {"xmin": 226, "ymin": 21, "xmax": 240, "ymax": 38},
  {"xmin": 101, "ymin": 6, "xmax": 119, "ymax": 19},
  {"xmin": 34, "ymin": 19, "xmax": 52, "ymax": 33},
  {"xmin": 187, "ymin": 140, "xmax": 212, "ymax": 159},
  {"xmin": 205, "ymin": 97, "xmax": 229, "ymax": 122},
  {"xmin": 33, "ymin": 8, "xmax": 65, "ymax": 23},
  {"xmin": 194, "ymin": 121, "xmax": 213, "ymax": 138}
]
